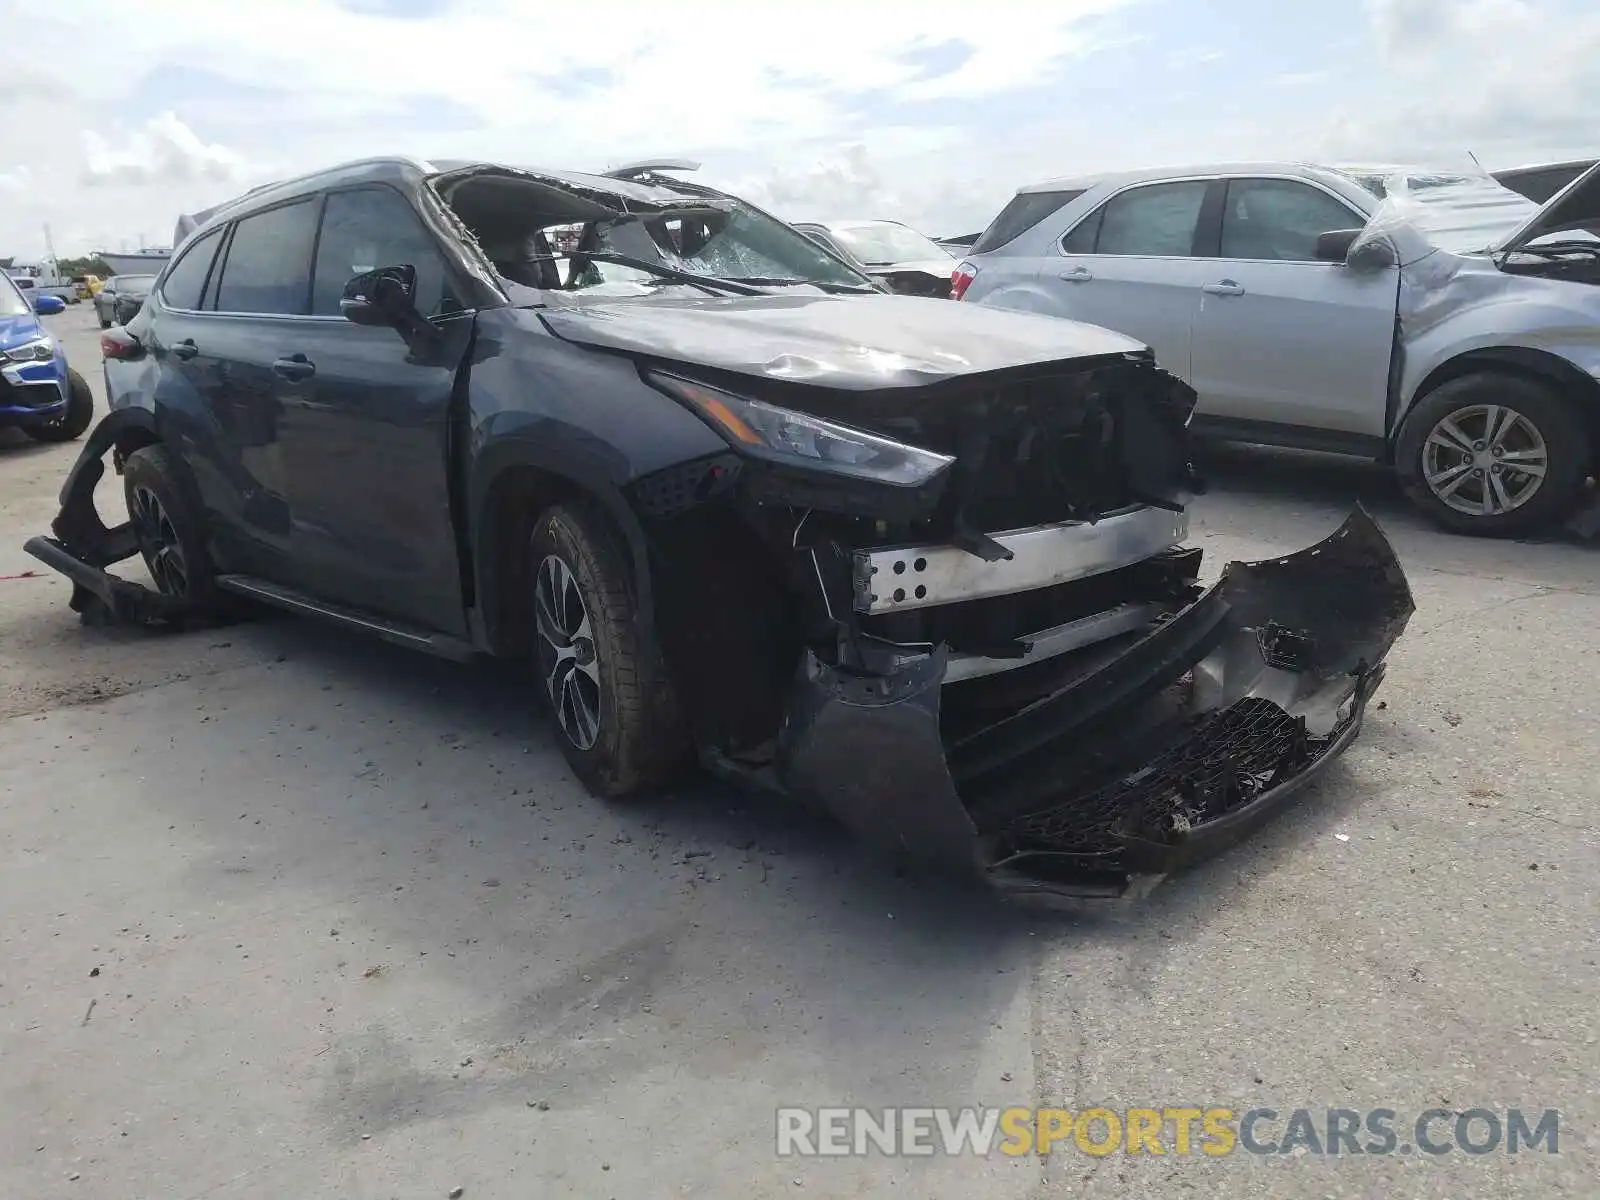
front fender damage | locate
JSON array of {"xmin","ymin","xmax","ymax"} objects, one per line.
[{"xmin": 776, "ymin": 508, "xmax": 1413, "ymax": 901}]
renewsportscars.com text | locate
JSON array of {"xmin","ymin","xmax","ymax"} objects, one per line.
[{"xmin": 776, "ymin": 1106, "xmax": 1560, "ymax": 1158}]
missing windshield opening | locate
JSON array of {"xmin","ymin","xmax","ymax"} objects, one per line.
[{"xmin": 436, "ymin": 169, "xmax": 871, "ymax": 294}]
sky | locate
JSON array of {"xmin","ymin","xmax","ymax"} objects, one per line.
[{"xmin": 1, "ymin": 0, "xmax": 1596, "ymax": 258}]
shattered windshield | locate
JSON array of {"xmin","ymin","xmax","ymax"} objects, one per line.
[
  {"xmin": 589, "ymin": 206, "xmax": 871, "ymax": 288},
  {"xmin": 831, "ymin": 222, "xmax": 951, "ymax": 265}
]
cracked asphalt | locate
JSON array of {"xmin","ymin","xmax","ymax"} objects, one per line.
[{"xmin": 3, "ymin": 305, "xmax": 1596, "ymax": 1198}]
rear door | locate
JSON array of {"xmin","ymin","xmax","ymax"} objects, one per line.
[
  {"xmin": 273, "ymin": 184, "xmax": 471, "ymax": 634},
  {"xmin": 139, "ymin": 224, "xmax": 288, "ymax": 576},
  {"xmin": 1046, "ymin": 179, "xmax": 1221, "ymax": 379},
  {"xmin": 1188, "ymin": 176, "xmax": 1398, "ymax": 442},
  {"xmin": 201, "ymin": 197, "xmax": 324, "ymax": 571}
]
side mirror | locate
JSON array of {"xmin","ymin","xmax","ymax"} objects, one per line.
[
  {"xmin": 1314, "ymin": 229, "xmax": 1362, "ymax": 262},
  {"xmin": 32, "ymin": 293, "xmax": 66, "ymax": 315},
  {"xmin": 1316, "ymin": 228, "xmax": 1396, "ymax": 270},
  {"xmin": 339, "ymin": 264, "xmax": 419, "ymax": 328}
]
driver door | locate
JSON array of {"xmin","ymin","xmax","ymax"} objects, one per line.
[
  {"xmin": 273, "ymin": 185, "xmax": 473, "ymax": 635},
  {"xmin": 1188, "ymin": 177, "xmax": 1399, "ymax": 442}
]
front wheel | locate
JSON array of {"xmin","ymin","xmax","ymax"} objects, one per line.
[
  {"xmin": 528, "ymin": 500, "xmax": 691, "ymax": 797},
  {"xmin": 21, "ymin": 369, "xmax": 94, "ymax": 442},
  {"xmin": 1395, "ymin": 372, "xmax": 1591, "ymax": 537}
]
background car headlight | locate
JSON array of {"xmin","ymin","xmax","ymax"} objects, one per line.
[
  {"xmin": 3, "ymin": 336, "xmax": 55, "ymax": 363},
  {"xmin": 649, "ymin": 372, "xmax": 954, "ymax": 486}
]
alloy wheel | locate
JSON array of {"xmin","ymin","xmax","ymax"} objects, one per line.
[
  {"xmin": 534, "ymin": 553, "xmax": 602, "ymax": 751},
  {"xmin": 1422, "ymin": 403, "xmax": 1549, "ymax": 517},
  {"xmin": 129, "ymin": 485, "xmax": 189, "ymax": 596}
]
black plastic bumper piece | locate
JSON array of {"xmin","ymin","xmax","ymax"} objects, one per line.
[
  {"xmin": 776, "ymin": 507, "xmax": 1414, "ymax": 902},
  {"xmin": 20, "ymin": 413, "xmax": 188, "ymax": 627}
]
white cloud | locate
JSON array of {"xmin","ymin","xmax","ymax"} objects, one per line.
[
  {"xmin": 82, "ymin": 112, "xmax": 249, "ymax": 188},
  {"xmin": 0, "ymin": 0, "xmax": 1595, "ymax": 258}
]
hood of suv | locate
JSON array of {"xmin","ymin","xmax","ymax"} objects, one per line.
[
  {"xmin": 1494, "ymin": 159, "xmax": 1600, "ymax": 254},
  {"xmin": 539, "ymin": 292, "xmax": 1144, "ymax": 389}
]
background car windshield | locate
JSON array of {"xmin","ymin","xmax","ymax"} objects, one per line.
[
  {"xmin": 594, "ymin": 205, "xmax": 869, "ymax": 287},
  {"xmin": 120, "ymin": 275, "xmax": 157, "ymax": 289},
  {"xmin": 833, "ymin": 223, "xmax": 949, "ymax": 264},
  {"xmin": 0, "ymin": 274, "xmax": 30, "ymax": 317}
]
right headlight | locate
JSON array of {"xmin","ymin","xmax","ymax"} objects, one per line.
[{"xmin": 649, "ymin": 371, "xmax": 953, "ymax": 487}]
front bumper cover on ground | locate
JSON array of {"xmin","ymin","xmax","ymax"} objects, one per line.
[{"xmin": 777, "ymin": 508, "xmax": 1413, "ymax": 901}]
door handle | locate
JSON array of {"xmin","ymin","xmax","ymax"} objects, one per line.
[
  {"xmin": 1202, "ymin": 280, "xmax": 1245, "ymax": 296},
  {"xmin": 272, "ymin": 354, "xmax": 316, "ymax": 382},
  {"xmin": 1057, "ymin": 267, "xmax": 1094, "ymax": 282},
  {"xmin": 170, "ymin": 338, "xmax": 198, "ymax": 360}
]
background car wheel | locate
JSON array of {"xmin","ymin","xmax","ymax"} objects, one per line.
[
  {"xmin": 21, "ymin": 369, "xmax": 95, "ymax": 443},
  {"xmin": 98, "ymin": 315, "xmax": 111, "ymax": 329},
  {"xmin": 121, "ymin": 444, "xmax": 218, "ymax": 614},
  {"xmin": 528, "ymin": 500, "xmax": 691, "ymax": 797},
  {"xmin": 1396, "ymin": 372, "xmax": 1590, "ymax": 536}
]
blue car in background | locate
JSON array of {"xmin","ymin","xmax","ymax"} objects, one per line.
[{"xmin": 0, "ymin": 273, "xmax": 93, "ymax": 442}]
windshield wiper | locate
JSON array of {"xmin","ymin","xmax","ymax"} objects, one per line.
[
  {"xmin": 574, "ymin": 251, "xmax": 765, "ymax": 296},
  {"xmin": 722, "ymin": 276, "xmax": 879, "ymax": 294},
  {"xmin": 1511, "ymin": 239, "xmax": 1600, "ymax": 258}
]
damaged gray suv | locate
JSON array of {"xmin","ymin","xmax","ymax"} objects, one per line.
[
  {"xmin": 24, "ymin": 156, "xmax": 1413, "ymax": 900},
  {"xmin": 957, "ymin": 160, "xmax": 1600, "ymax": 536}
]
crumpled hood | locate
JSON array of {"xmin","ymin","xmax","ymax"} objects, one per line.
[
  {"xmin": 538, "ymin": 292, "xmax": 1146, "ymax": 389},
  {"xmin": 1495, "ymin": 159, "xmax": 1600, "ymax": 253},
  {"xmin": 0, "ymin": 310, "xmax": 43, "ymax": 350}
]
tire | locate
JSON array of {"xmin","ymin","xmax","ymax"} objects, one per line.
[
  {"xmin": 21, "ymin": 369, "xmax": 95, "ymax": 443},
  {"xmin": 528, "ymin": 500, "xmax": 691, "ymax": 797},
  {"xmin": 1395, "ymin": 372, "xmax": 1591, "ymax": 537},
  {"xmin": 121, "ymin": 444, "xmax": 219, "ymax": 614},
  {"xmin": 98, "ymin": 314, "xmax": 111, "ymax": 329}
]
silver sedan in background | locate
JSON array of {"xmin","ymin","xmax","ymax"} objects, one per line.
[
  {"xmin": 93, "ymin": 274, "xmax": 156, "ymax": 329},
  {"xmin": 957, "ymin": 160, "xmax": 1600, "ymax": 535}
]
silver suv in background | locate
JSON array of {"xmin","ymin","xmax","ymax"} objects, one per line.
[{"xmin": 956, "ymin": 161, "xmax": 1600, "ymax": 536}]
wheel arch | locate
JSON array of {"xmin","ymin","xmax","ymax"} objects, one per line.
[
  {"xmin": 470, "ymin": 446, "xmax": 656, "ymax": 661},
  {"xmin": 1402, "ymin": 346, "xmax": 1600, "ymax": 455}
]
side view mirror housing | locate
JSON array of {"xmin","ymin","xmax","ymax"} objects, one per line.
[
  {"xmin": 32, "ymin": 293, "xmax": 66, "ymax": 315},
  {"xmin": 1317, "ymin": 228, "xmax": 1396, "ymax": 270},
  {"xmin": 339, "ymin": 264, "xmax": 420, "ymax": 329},
  {"xmin": 1315, "ymin": 229, "xmax": 1362, "ymax": 262}
]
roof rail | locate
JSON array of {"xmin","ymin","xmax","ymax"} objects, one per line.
[{"xmin": 602, "ymin": 158, "xmax": 702, "ymax": 181}]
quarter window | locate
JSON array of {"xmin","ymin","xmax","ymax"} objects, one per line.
[
  {"xmin": 311, "ymin": 187, "xmax": 448, "ymax": 317},
  {"xmin": 1220, "ymin": 179, "xmax": 1364, "ymax": 262},
  {"xmin": 158, "ymin": 228, "xmax": 223, "ymax": 310},
  {"xmin": 1093, "ymin": 181, "xmax": 1210, "ymax": 257},
  {"xmin": 213, "ymin": 199, "xmax": 320, "ymax": 315}
]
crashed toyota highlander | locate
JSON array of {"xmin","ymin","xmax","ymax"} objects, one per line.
[{"xmin": 22, "ymin": 156, "xmax": 1414, "ymax": 900}]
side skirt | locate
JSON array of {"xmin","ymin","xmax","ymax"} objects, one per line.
[{"xmin": 215, "ymin": 575, "xmax": 482, "ymax": 662}]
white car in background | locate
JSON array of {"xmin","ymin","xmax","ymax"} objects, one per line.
[
  {"xmin": 956, "ymin": 160, "xmax": 1600, "ymax": 536},
  {"xmin": 793, "ymin": 219, "xmax": 955, "ymax": 297}
]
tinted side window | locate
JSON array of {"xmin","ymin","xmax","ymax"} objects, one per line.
[
  {"xmin": 972, "ymin": 189, "xmax": 1086, "ymax": 253},
  {"xmin": 1095, "ymin": 181, "xmax": 1209, "ymax": 257},
  {"xmin": 213, "ymin": 200, "xmax": 319, "ymax": 315},
  {"xmin": 1220, "ymin": 179, "xmax": 1363, "ymax": 262},
  {"xmin": 311, "ymin": 187, "xmax": 448, "ymax": 317},
  {"xmin": 158, "ymin": 228, "xmax": 223, "ymax": 310},
  {"xmin": 1060, "ymin": 207, "xmax": 1102, "ymax": 254}
]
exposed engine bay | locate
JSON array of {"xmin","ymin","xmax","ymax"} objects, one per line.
[{"xmin": 623, "ymin": 353, "xmax": 1413, "ymax": 901}]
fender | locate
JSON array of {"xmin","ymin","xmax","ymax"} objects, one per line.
[
  {"xmin": 53, "ymin": 406, "xmax": 160, "ymax": 508},
  {"xmin": 469, "ymin": 434, "xmax": 662, "ymax": 659}
]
